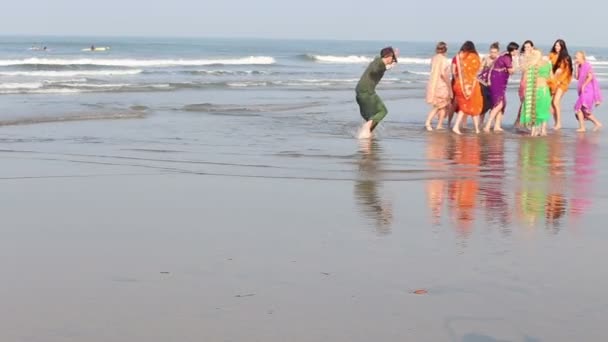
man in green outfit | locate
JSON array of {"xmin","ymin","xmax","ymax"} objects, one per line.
[{"xmin": 356, "ymin": 46, "xmax": 398, "ymax": 139}]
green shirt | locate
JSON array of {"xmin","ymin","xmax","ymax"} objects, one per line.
[{"xmin": 356, "ymin": 57, "xmax": 386, "ymax": 94}]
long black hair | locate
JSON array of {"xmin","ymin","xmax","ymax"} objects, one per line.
[
  {"xmin": 520, "ymin": 40, "xmax": 534, "ymax": 53},
  {"xmin": 551, "ymin": 39, "xmax": 573, "ymax": 74},
  {"xmin": 460, "ymin": 41, "xmax": 477, "ymax": 54},
  {"xmin": 506, "ymin": 42, "xmax": 520, "ymax": 61}
]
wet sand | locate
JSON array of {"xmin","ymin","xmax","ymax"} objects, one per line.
[{"xmin": 2, "ymin": 93, "xmax": 608, "ymax": 341}]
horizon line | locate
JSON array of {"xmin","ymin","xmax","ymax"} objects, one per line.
[{"xmin": 0, "ymin": 34, "xmax": 604, "ymax": 49}]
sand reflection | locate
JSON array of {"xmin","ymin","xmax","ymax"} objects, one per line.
[{"xmin": 354, "ymin": 139, "xmax": 393, "ymax": 235}]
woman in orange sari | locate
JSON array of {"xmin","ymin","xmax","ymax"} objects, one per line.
[
  {"xmin": 548, "ymin": 39, "xmax": 573, "ymax": 130},
  {"xmin": 452, "ymin": 41, "xmax": 483, "ymax": 134}
]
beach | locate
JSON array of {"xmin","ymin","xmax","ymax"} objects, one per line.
[{"xmin": 2, "ymin": 37, "xmax": 608, "ymax": 341}]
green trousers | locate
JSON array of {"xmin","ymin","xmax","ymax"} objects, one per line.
[{"xmin": 356, "ymin": 92, "xmax": 388, "ymax": 130}]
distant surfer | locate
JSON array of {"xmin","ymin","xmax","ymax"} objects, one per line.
[
  {"xmin": 355, "ymin": 46, "xmax": 398, "ymax": 139},
  {"xmin": 91, "ymin": 45, "xmax": 95, "ymax": 51}
]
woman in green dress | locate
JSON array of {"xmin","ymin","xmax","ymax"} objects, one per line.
[{"xmin": 520, "ymin": 49, "xmax": 553, "ymax": 136}]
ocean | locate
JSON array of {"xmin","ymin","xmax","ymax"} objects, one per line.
[
  {"xmin": 1, "ymin": 37, "xmax": 607, "ymax": 124},
  {"xmin": 2, "ymin": 37, "xmax": 608, "ymax": 341}
]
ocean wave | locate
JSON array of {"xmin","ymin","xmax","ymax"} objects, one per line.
[
  {"xmin": 0, "ymin": 82, "xmax": 44, "ymax": 90},
  {"xmin": 591, "ymin": 61, "xmax": 608, "ymax": 66},
  {"xmin": 186, "ymin": 70, "xmax": 272, "ymax": 76},
  {"xmin": 0, "ymin": 56, "xmax": 276, "ymax": 67},
  {"xmin": 181, "ymin": 102, "xmax": 324, "ymax": 114},
  {"xmin": 0, "ymin": 88, "xmax": 83, "ymax": 95},
  {"xmin": 305, "ymin": 54, "xmax": 373, "ymax": 64},
  {"xmin": 293, "ymin": 78, "xmax": 360, "ymax": 83},
  {"xmin": 403, "ymin": 70, "xmax": 431, "ymax": 76},
  {"xmin": 306, "ymin": 55, "xmax": 431, "ymax": 65},
  {"xmin": 0, "ymin": 69, "xmax": 143, "ymax": 77},
  {"xmin": 226, "ymin": 82, "xmax": 270, "ymax": 87},
  {"xmin": 0, "ymin": 77, "xmax": 416, "ymax": 95},
  {"xmin": 397, "ymin": 57, "xmax": 431, "ymax": 65},
  {"xmin": 0, "ymin": 111, "xmax": 146, "ymax": 126}
]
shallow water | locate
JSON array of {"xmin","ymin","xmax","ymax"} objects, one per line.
[
  {"xmin": 2, "ymin": 38, "xmax": 608, "ymax": 341},
  {"xmin": 2, "ymin": 96, "xmax": 608, "ymax": 341}
]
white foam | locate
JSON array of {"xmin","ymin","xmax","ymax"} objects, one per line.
[
  {"xmin": 0, "ymin": 56, "xmax": 276, "ymax": 67},
  {"xmin": 195, "ymin": 70, "xmax": 269, "ymax": 75},
  {"xmin": 227, "ymin": 82, "xmax": 269, "ymax": 87},
  {"xmin": 0, "ymin": 70, "xmax": 143, "ymax": 77},
  {"xmin": 0, "ymin": 88, "xmax": 82, "ymax": 95},
  {"xmin": 309, "ymin": 55, "xmax": 373, "ymax": 64},
  {"xmin": 398, "ymin": 57, "xmax": 431, "ymax": 65},
  {"xmin": 55, "ymin": 83, "xmax": 134, "ymax": 88},
  {"xmin": 591, "ymin": 61, "xmax": 608, "ymax": 66},
  {"xmin": 295, "ymin": 78, "xmax": 359, "ymax": 83},
  {"xmin": 284, "ymin": 82, "xmax": 332, "ymax": 86},
  {"xmin": 0, "ymin": 82, "xmax": 44, "ymax": 90},
  {"xmin": 308, "ymin": 54, "xmax": 431, "ymax": 65},
  {"xmin": 408, "ymin": 71, "xmax": 431, "ymax": 76}
]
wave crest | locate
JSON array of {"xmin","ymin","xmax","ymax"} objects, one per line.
[
  {"xmin": 306, "ymin": 54, "xmax": 373, "ymax": 64},
  {"xmin": 0, "ymin": 56, "xmax": 276, "ymax": 67},
  {"xmin": 0, "ymin": 70, "xmax": 143, "ymax": 77}
]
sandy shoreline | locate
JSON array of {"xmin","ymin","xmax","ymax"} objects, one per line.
[
  {"xmin": 1, "ymin": 88, "xmax": 608, "ymax": 340},
  {"xmin": 2, "ymin": 140, "xmax": 608, "ymax": 341}
]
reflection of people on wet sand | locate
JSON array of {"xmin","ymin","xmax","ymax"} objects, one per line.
[
  {"xmin": 479, "ymin": 134, "xmax": 510, "ymax": 227},
  {"xmin": 354, "ymin": 139, "xmax": 393, "ymax": 235},
  {"xmin": 425, "ymin": 133, "xmax": 449, "ymax": 225},
  {"xmin": 546, "ymin": 193, "xmax": 567, "ymax": 230},
  {"xmin": 447, "ymin": 135, "xmax": 481, "ymax": 237},
  {"xmin": 546, "ymin": 134, "xmax": 568, "ymax": 229},
  {"xmin": 570, "ymin": 134, "xmax": 599, "ymax": 219},
  {"xmin": 515, "ymin": 138, "xmax": 549, "ymax": 227}
]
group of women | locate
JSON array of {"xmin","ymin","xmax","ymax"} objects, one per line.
[{"xmin": 425, "ymin": 39, "xmax": 603, "ymax": 136}]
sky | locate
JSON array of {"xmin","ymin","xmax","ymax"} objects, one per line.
[{"xmin": 0, "ymin": 0, "xmax": 604, "ymax": 47}]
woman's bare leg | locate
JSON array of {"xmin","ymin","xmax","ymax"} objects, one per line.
[
  {"xmin": 452, "ymin": 112, "xmax": 465, "ymax": 135},
  {"xmin": 436, "ymin": 108, "xmax": 446, "ymax": 130},
  {"xmin": 425, "ymin": 108, "xmax": 439, "ymax": 131},
  {"xmin": 473, "ymin": 115, "xmax": 480, "ymax": 134},
  {"xmin": 552, "ymin": 89, "xmax": 564, "ymax": 130}
]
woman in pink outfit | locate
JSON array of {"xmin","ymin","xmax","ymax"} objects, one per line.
[
  {"xmin": 574, "ymin": 51, "xmax": 603, "ymax": 132},
  {"xmin": 425, "ymin": 42, "xmax": 453, "ymax": 130}
]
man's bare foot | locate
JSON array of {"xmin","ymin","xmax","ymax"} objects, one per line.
[
  {"xmin": 553, "ymin": 125, "xmax": 562, "ymax": 131},
  {"xmin": 593, "ymin": 123, "xmax": 603, "ymax": 131},
  {"xmin": 436, "ymin": 126, "xmax": 445, "ymax": 130},
  {"xmin": 425, "ymin": 124, "xmax": 433, "ymax": 131},
  {"xmin": 576, "ymin": 127, "xmax": 586, "ymax": 133},
  {"xmin": 475, "ymin": 129, "xmax": 480, "ymax": 134},
  {"xmin": 452, "ymin": 127, "xmax": 462, "ymax": 135},
  {"xmin": 483, "ymin": 127, "xmax": 491, "ymax": 133},
  {"xmin": 494, "ymin": 127, "xmax": 504, "ymax": 132}
]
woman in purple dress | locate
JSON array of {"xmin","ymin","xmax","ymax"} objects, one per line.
[
  {"xmin": 574, "ymin": 51, "xmax": 603, "ymax": 132},
  {"xmin": 483, "ymin": 42, "xmax": 520, "ymax": 133}
]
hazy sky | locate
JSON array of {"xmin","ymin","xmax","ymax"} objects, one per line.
[{"xmin": 1, "ymin": 0, "xmax": 604, "ymax": 47}]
